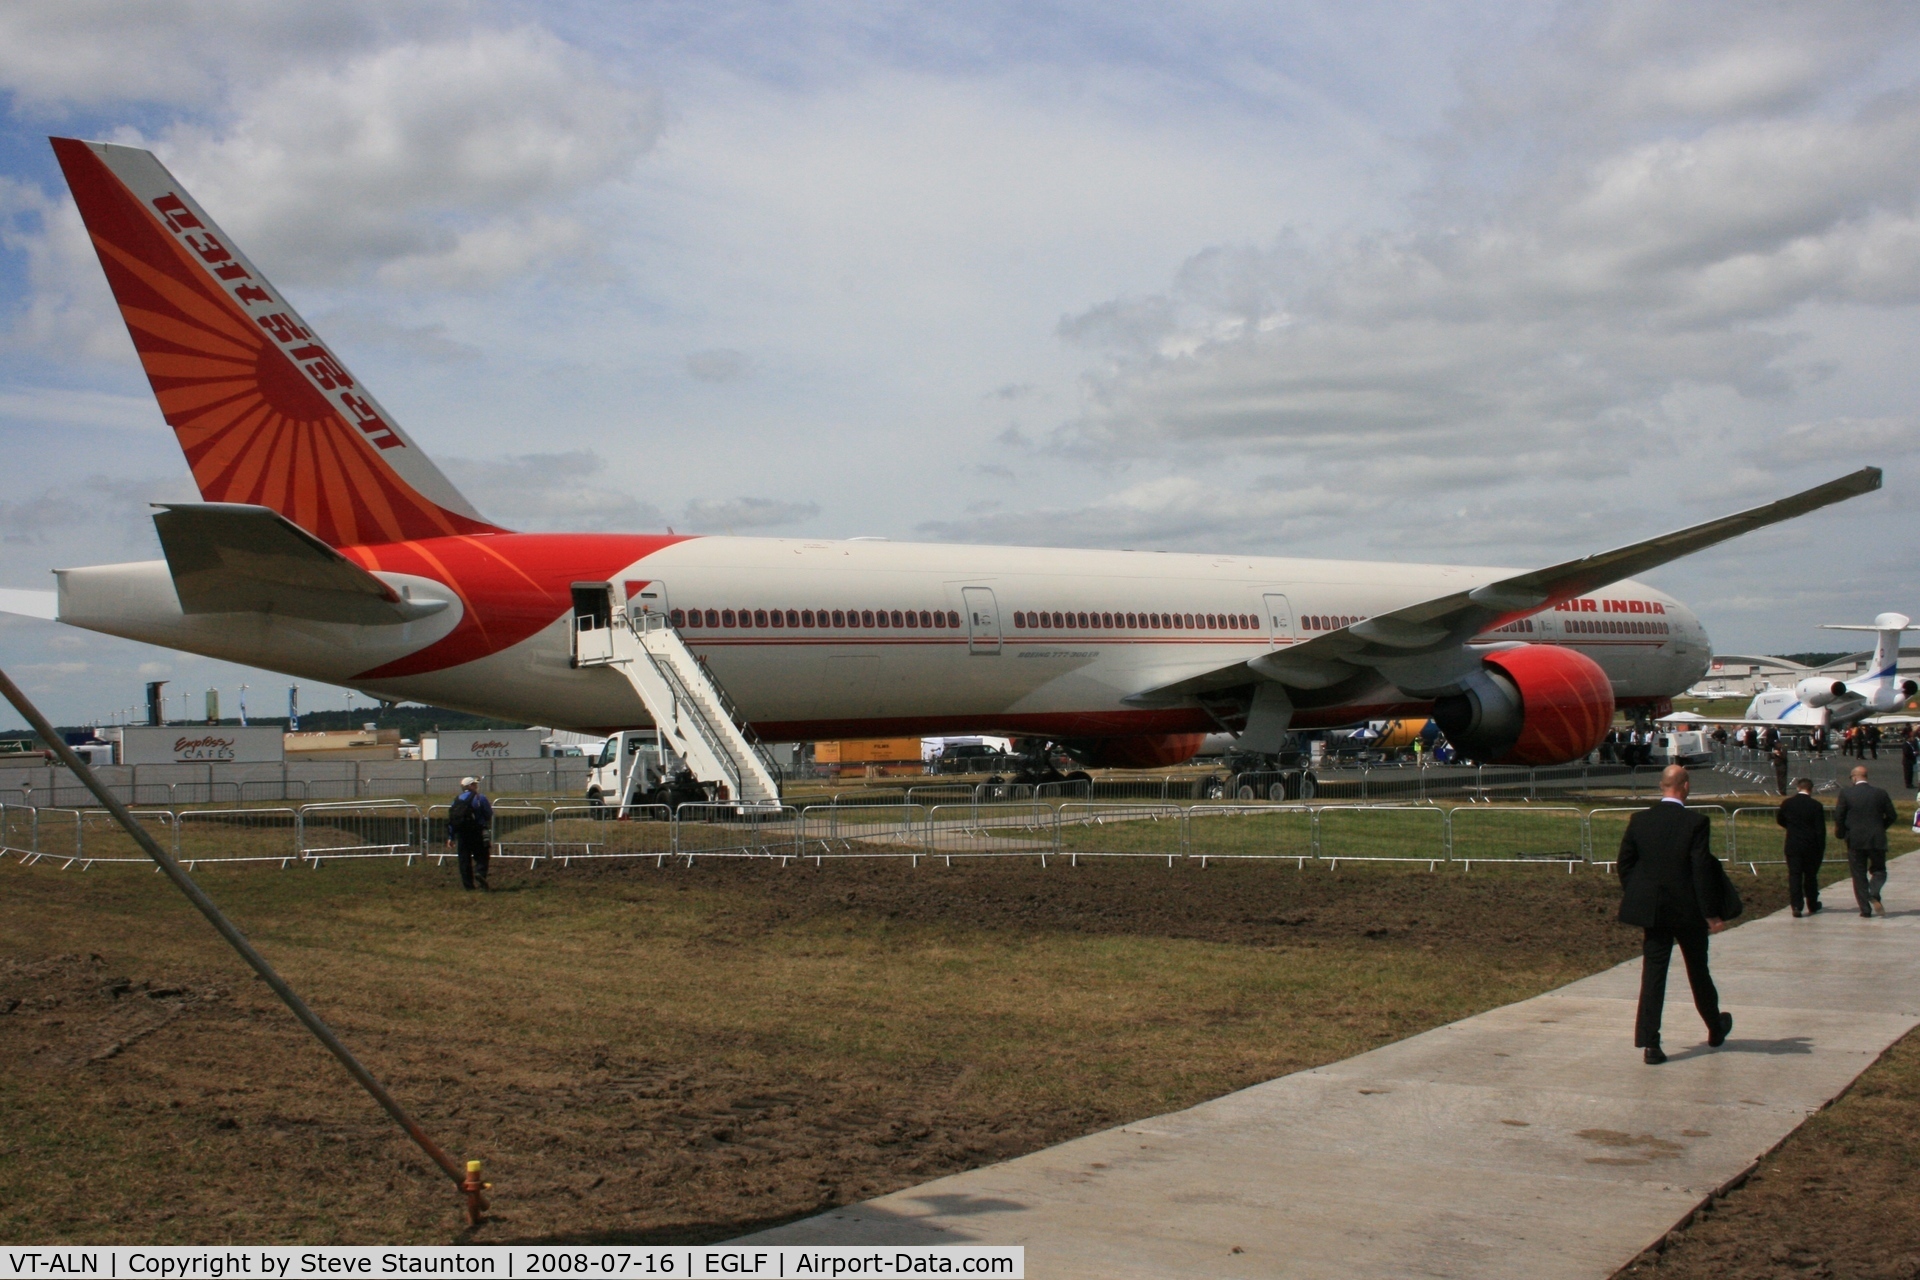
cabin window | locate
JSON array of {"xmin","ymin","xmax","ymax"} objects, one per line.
[
  {"xmin": 861, "ymin": 609, "xmax": 875, "ymax": 627},
  {"xmin": 721, "ymin": 609, "xmax": 736, "ymax": 627},
  {"xmin": 890, "ymin": 609, "xmax": 904, "ymax": 627},
  {"xmin": 1013, "ymin": 611, "xmax": 1026, "ymax": 628},
  {"xmin": 670, "ymin": 608, "xmax": 686, "ymax": 626},
  {"xmin": 830, "ymin": 609, "xmax": 844, "ymax": 627},
  {"xmin": 801, "ymin": 610, "xmax": 815, "ymax": 627},
  {"xmin": 751, "ymin": 609, "xmax": 766, "ymax": 627},
  {"xmin": 768, "ymin": 610, "xmax": 784, "ymax": 628}
]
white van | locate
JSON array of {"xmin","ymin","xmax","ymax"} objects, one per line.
[{"xmin": 1652, "ymin": 729, "xmax": 1714, "ymax": 767}]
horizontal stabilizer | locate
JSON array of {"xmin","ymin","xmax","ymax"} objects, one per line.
[
  {"xmin": 0, "ymin": 588, "xmax": 58, "ymax": 620},
  {"xmin": 153, "ymin": 502, "xmax": 449, "ymax": 624}
]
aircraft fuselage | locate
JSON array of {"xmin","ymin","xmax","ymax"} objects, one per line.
[{"xmin": 55, "ymin": 534, "xmax": 1712, "ymax": 738}]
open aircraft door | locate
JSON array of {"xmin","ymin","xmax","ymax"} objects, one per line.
[
  {"xmin": 962, "ymin": 586, "xmax": 1002, "ymax": 655},
  {"xmin": 571, "ymin": 582, "xmax": 614, "ymax": 666},
  {"xmin": 1263, "ymin": 593, "xmax": 1296, "ymax": 648}
]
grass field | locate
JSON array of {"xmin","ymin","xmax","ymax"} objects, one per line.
[
  {"xmin": 5, "ymin": 792, "xmax": 1913, "ymax": 1249},
  {"xmin": 0, "ymin": 844, "xmax": 1817, "ymax": 1246}
]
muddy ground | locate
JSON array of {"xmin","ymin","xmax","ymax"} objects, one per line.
[{"xmin": 0, "ymin": 852, "xmax": 1833, "ymax": 1246}]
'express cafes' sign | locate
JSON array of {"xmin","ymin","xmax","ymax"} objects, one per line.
[{"xmin": 111, "ymin": 726, "xmax": 285, "ymax": 765}]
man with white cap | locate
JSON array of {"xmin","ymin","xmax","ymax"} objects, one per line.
[{"xmin": 446, "ymin": 775, "xmax": 495, "ymax": 891}]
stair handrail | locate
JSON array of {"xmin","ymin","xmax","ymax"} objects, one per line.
[{"xmin": 626, "ymin": 611, "xmax": 783, "ymax": 799}]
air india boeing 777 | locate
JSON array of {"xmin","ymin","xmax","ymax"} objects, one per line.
[{"xmin": 0, "ymin": 138, "xmax": 1884, "ymax": 784}]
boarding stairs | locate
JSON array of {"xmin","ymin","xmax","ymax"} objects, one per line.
[{"xmin": 573, "ymin": 609, "xmax": 783, "ymax": 808}]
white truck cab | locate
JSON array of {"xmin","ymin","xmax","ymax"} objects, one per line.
[{"xmin": 586, "ymin": 730, "xmax": 710, "ymax": 810}]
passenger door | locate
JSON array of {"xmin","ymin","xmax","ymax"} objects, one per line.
[
  {"xmin": 624, "ymin": 579, "xmax": 669, "ymax": 619},
  {"xmin": 1262, "ymin": 593, "xmax": 1296, "ymax": 648},
  {"xmin": 962, "ymin": 586, "xmax": 1002, "ymax": 655},
  {"xmin": 571, "ymin": 582, "xmax": 614, "ymax": 665}
]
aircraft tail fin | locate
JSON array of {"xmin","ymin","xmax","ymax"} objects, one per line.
[
  {"xmin": 1822, "ymin": 612, "xmax": 1911, "ymax": 682},
  {"xmin": 50, "ymin": 137, "xmax": 503, "ymax": 548}
]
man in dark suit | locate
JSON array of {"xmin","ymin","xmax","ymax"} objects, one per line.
[
  {"xmin": 1618, "ymin": 765, "xmax": 1733, "ymax": 1064},
  {"xmin": 1833, "ymin": 764, "xmax": 1898, "ymax": 916},
  {"xmin": 1775, "ymin": 778, "xmax": 1826, "ymax": 917}
]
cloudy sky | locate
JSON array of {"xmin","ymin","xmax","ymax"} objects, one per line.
[{"xmin": 1, "ymin": 0, "xmax": 1917, "ymax": 725}]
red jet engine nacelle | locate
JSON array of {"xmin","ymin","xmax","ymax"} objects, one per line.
[{"xmin": 1431, "ymin": 643, "xmax": 1615, "ymax": 766}]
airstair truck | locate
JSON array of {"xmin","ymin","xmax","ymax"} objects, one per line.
[{"xmin": 569, "ymin": 581, "xmax": 785, "ymax": 811}]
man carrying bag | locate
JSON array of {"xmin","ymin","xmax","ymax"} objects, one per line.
[
  {"xmin": 446, "ymin": 776, "xmax": 494, "ymax": 892},
  {"xmin": 1618, "ymin": 765, "xmax": 1739, "ymax": 1064}
]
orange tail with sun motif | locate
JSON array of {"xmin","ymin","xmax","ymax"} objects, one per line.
[{"xmin": 51, "ymin": 137, "xmax": 503, "ymax": 548}]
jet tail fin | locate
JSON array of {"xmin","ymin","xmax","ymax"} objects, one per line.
[
  {"xmin": 1822, "ymin": 612, "xmax": 1912, "ymax": 682},
  {"xmin": 50, "ymin": 137, "xmax": 503, "ymax": 548}
]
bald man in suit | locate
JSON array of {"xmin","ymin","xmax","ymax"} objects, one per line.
[
  {"xmin": 1618, "ymin": 765, "xmax": 1733, "ymax": 1064},
  {"xmin": 1834, "ymin": 764, "xmax": 1898, "ymax": 916}
]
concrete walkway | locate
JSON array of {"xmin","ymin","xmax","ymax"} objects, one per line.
[{"xmin": 742, "ymin": 855, "xmax": 1920, "ymax": 1278}]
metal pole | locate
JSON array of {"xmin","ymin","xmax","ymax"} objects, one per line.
[{"xmin": 0, "ymin": 665, "xmax": 471, "ymax": 1195}]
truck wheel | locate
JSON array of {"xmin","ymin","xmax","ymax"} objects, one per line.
[
  {"xmin": 1268, "ymin": 782, "xmax": 1287, "ymax": 802},
  {"xmin": 1288, "ymin": 772, "xmax": 1318, "ymax": 801},
  {"xmin": 1236, "ymin": 784, "xmax": 1256, "ymax": 800}
]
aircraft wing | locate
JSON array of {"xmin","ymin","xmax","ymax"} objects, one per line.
[
  {"xmin": 0, "ymin": 588, "xmax": 58, "ymax": 620},
  {"xmin": 152, "ymin": 503, "xmax": 449, "ymax": 625},
  {"xmin": 1130, "ymin": 467, "xmax": 1882, "ymax": 704}
]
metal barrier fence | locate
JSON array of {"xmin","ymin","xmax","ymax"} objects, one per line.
[
  {"xmin": 802, "ymin": 803, "xmax": 926, "ymax": 859},
  {"xmin": 298, "ymin": 801, "xmax": 426, "ymax": 865},
  {"xmin": 1183, "ymin": 805, "xmax": 1314, "ymax": 864},
  {"xmin": 675, "ymin": 804, "xmax": 802, "ymax": 861},
  {"xmin": 924, "ymin": 802, "xmax": 1057, "ymax": 864},
  {"xmin": 546, "ymin": 804, "xmax": 675, "ymax": 865},
  {"xmin": 0, "ymin": 758, "xmax": 595, "ymax": 809},
  {"xmin": 176, "ymin": 807, "xmax": 301, "ymax": 867},
  {"xmin": 810, "ymin": 762, "xmax": 1691, "ymax": 811},
  {"xmin": 425, "ymin": 803, "xmax": 552, "ymax": 864},
  {"xmin": 2, "ymin": 797, "xmax": 1826, "ymax": 872}
]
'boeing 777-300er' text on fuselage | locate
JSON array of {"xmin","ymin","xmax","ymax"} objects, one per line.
[{"xmin": 2, "ymin": 138, "xmax": 1884, "ymax": 775}]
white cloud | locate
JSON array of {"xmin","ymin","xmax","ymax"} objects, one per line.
[
  {"xmin": 152, "ymin": 27, "xmax": 661, "ymax": 284},
  {"xmin": 438, "ymin": 450, "xmax": 663, "ymax": 532},
  {"xmin": 0, "ymin": 0, "xmax": 430, "ymax": 109},
  {"xmin": 0, "ymin": 387, "xmax": 161, "ymax": 433},
  {"xmin": 682, "ymin": 496, "xmax": 821, "ymax": 531},
  {"xmin": 919, "ymin": 475, "xmax": 1356, "ymax": 551},
  {"xmin": 685, "ymin": 348, "xmax": 750, "ymax": 382},
  {"xmin": 1048, "ymin": 10, "xmax": 1920, "ymax": 513}
]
